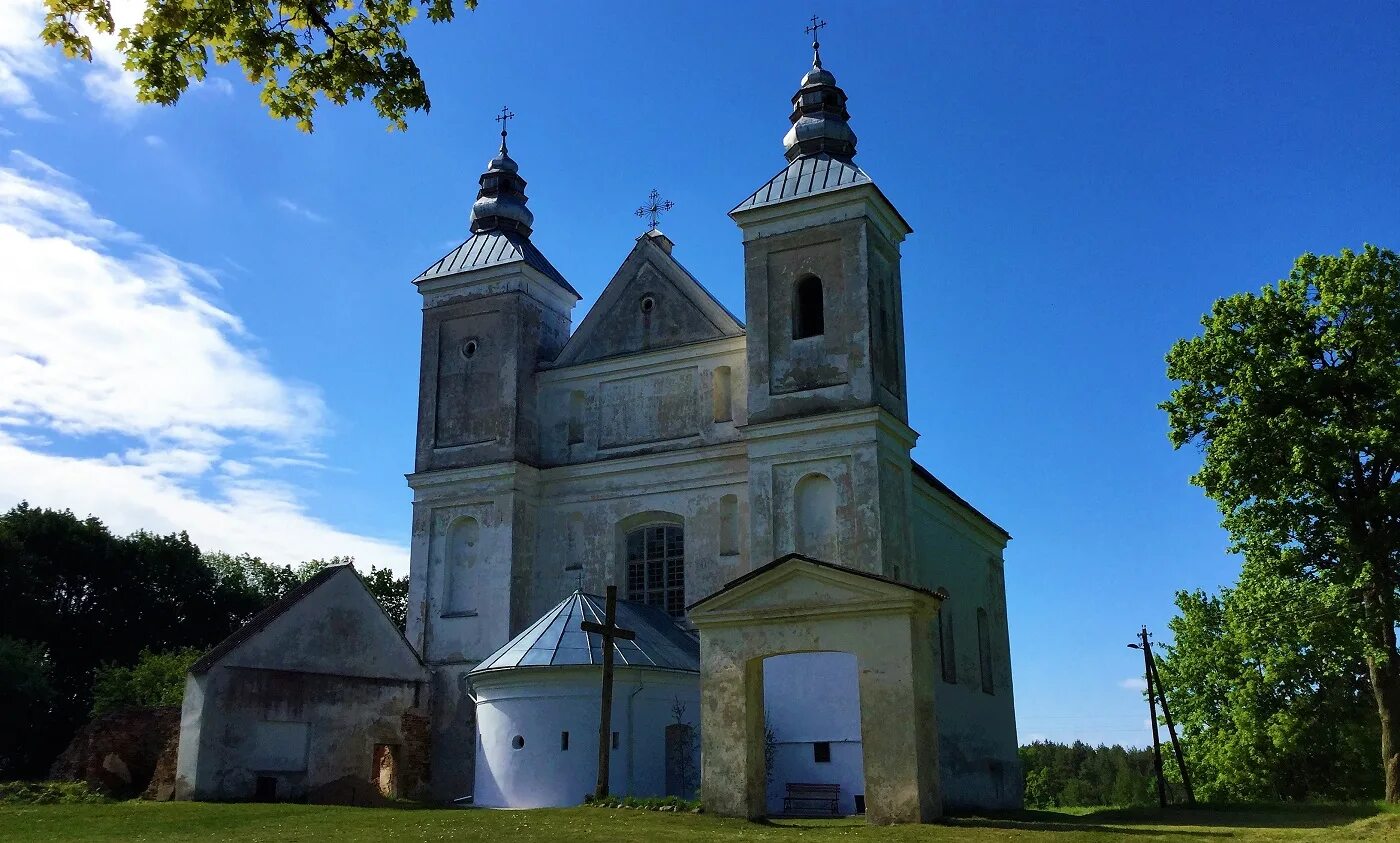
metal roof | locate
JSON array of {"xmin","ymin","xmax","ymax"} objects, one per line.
[
  {"xmin": 413, "ymin": 229, "xmax": 579, "ymax": 298},
  {"xmin": 730, "ymin": 153, "xmax": 872, "ymax": 214},
  {"xmin": 471, "ymin": 590, "xmax": 700, "ymax": 675}
]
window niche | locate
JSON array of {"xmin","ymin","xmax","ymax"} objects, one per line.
[
  {"xmin": 939, "ymin": 604, "xmax": 956, "ymax": 684},
  {"xmin": 443, "ymin": 516, "xmax": 480, "ymax": 618},
  {"xmin": 567, "ymin": 390, "xmax": 586, "ymax": 446},
  {"xmin": 719, "ymin": 494, "xmax": 739, "ymax": 557},
  {"xmin": 712, "ymin": 366, "xmax": 733, "ymax": 423},
  {"xmin": 977, "ymin": 607, "xmax": 994, "ymax": 695},
  {"xmin": 794, "ymin": 473, "xmax": 837, "ymax": 561},
  {"xmin": 792, "ymin": 275, "xmax": 825, "ymax": 339}
]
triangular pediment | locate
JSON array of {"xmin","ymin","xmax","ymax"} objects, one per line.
[
  {"xmin": 551, "ymin": 230, "xmax": 743, "ymax": 367},
  {"xmin": 192, "ymin": 566, "xmax": 425, "ymax": 682},
  {"xmin": 688, "ymin": 554, "xmax": 941, "ymax": 622}
]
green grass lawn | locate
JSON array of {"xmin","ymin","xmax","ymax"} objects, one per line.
[{"xmin": 0, "ymin": 802, "xmax": 1396, "ymax": 842}]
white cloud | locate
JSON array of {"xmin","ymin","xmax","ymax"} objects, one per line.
[
  {"xmin": 0, "ymin": 0, "xmax": 148, "ymax": 120},
  {"xmin": 0, "ymin": 151, "xmax": 408, "ymax": 572},
  {"xmin": 1119, "ymin": 676, "xmax": 1148, "ymax": 693},
  {"xmin": 275, "ymin": 197, "xmax": 327, "ymax": 224},
  {"xmin": 143, "ymin": 134, "xmax": 163, "ymax": 147}
]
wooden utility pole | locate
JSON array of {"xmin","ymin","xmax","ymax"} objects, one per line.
[
  {"xmin": 1133, "ymin": 626, "xmax": 1168, "ymax": 808},
  {"xmin": 580, "ymin": 585, "xmax": 635, "ymax": 800},
  {"xmin": 1146, "ymin": 639, "xmax": 1196, "ymax": 805}
]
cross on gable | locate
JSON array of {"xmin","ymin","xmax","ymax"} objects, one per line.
[{"xmin": 634, "ymin": 188, "xmax": 674, "ymax": 232}]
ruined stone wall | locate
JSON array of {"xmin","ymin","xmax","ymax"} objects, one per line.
[{"xmin": 50, "ymin": 706, "xmax": 178, "ymax": 798}]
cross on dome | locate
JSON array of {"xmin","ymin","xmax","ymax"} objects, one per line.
[{"xmin": 805, "ymin": 14, "xmax": 827, "ymax": 68}]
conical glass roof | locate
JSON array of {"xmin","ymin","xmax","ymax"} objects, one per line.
[{"xmin": 470, "ymin": 591, "xmax": 700, "ymax": 674}]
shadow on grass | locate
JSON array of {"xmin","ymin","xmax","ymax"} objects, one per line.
[{"xmin": 948, "ymin": 802, "xmax": 1387, "ymax": 832}]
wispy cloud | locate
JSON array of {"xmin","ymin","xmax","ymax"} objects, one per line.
[
  {"xmin": 1119, "ymin": 676, "xmax": 1148, "ymax": 693},
  {"xmin": 143, "ymin": 134, "xmax": 165, "ymax": 147},
  {"xmin": 0, "ymin": 151, "xmax": 407, "ymax": 571},
  {"xmin": 275, "ymin": 197, "xmax": 328, "ymax": 224}
]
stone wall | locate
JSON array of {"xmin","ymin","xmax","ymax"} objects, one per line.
[{"xmin": 50, "ymin": 707, "xmax": 178, "ymax": 798}]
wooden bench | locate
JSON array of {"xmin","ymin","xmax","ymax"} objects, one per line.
[{"xmin": 782, "ymin": 782, "xmax": 840, "ymax": 817}]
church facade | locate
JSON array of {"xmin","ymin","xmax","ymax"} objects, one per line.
[{"xmin": 403, "ymin": 42, "xmax": 1019, "ymax": 811}]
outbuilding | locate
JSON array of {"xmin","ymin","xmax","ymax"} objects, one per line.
[
  {"xmin": 468, "ymin": 590, "xmax": 701, "ymax": 808},
  {"xmin": 174, "ymin": 565, "xmax": 429, "ymax": 804}
]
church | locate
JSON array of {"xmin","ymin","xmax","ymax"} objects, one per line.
[
  {"xmin": 173, "ymin": 28, "xmax": 1019, "ymax": 816},
  {"xmin": 403, "ymin": 29, "xmax": 1019, "ymax": 812}
]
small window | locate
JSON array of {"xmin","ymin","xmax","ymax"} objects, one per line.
[
  {"xmin": 512, "ymin": 735, "xmax": 525, "ymax": 750},
  {"xmin": 254, "ymin": 776, "xmax": 277, "ymax": 802},
  {"xmin": 793, "ymin": 275, "xmax": 825, "ymax": 339},
  {"xmin": 813, "ymin": 741, "xmax": 831, "ymax": 763},
  {"xmin": 611, "ymin": 731, "xmax": 620, "ymax": 750},
  {"xmin": 640, "ymin": 295, "xmax": 656, "ymax": 314},
  {"xmin": 560, "ymin": 731, "xmax": 569, "ymax": 751}
]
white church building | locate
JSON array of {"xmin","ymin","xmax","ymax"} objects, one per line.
[
  {"xmin": 173, "ymin": 30, "xmax": 1018, "ymax": 815},
  {"xmin": 402, "ymin": 33, "xmax": 1021, "ymax": 813}
]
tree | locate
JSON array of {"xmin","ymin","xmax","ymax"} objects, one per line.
[
  {"xmin": 1162, "ymin": 244, "xmax": 1400, "ymax": 800},
  {"xmin": 91, "ymin": 647, "xmax": 204, "ymax": 716},
  {"xmin": 41, "ymin": 0, "xmax": 479, "ymax": 131},
  {"xmin": 1156, "ymin": 559, "xmax": 1380, "ymax": 801},
  {"xmin": 0, "ymin": 637, "xmax": 56, "ymax": 778}
]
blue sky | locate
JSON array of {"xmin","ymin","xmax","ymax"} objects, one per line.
[{"xmin": 1, "ymin": 1, "xmax": 1397, "ymax": 747}]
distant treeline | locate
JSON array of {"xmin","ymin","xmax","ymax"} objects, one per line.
[
  {"xmin": 0, "ymin": 502, "xmax": 407, "ymax": 781},
  {"xmin": 1020, "ymin": 740, "xmax": 1174, "ymax": 808}
]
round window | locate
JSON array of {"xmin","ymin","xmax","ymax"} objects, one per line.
[
  {"xmin": 511, "ymin": 735, "xmax": 525, "ymax": 750},
  {"xmin": 639, "ymin": 295, "xmax": 655, "ymax": 314},
  {"xmin": 462, "ymin": 339, "xmax": 479, "ymax": 359}
]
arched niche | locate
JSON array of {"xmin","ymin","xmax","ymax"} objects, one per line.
[
  {"xmin": 794, "ymin": 473, "xmax": 837, "ymax": 561},
  {"xmin": 444, "ymin": 516, "xmax": 480, "ymax": 617}
]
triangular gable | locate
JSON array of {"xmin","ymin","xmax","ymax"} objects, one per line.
[
  {"xmin": 551, "ymin": 230, "xmax": 744, "ymax": 367},
  {"xmin": 687, "ymin": 553, "xmax": 943, "ymax": 621},
  {"xmin": 191, "ymin": 565, "xmax": 424, "ymax": 683}
]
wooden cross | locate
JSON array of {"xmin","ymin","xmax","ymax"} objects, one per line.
[
  {"xmin": 580, "ymin": 585, "xmax": 636, "ymax": 799},
  {"xmin": 634, "ymin": 188, "xmax": 674, "ymax": 232}
]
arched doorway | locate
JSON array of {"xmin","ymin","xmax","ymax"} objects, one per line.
[{"xmin": 688, "ymin": 554, "xmax": 943, "ymax": 825}]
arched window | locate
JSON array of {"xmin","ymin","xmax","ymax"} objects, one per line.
[
  {"xmin": 793, "ymin": 275, "xmax": 825, "ymax": 339},
  {"xmin": 625, "ymin": 523, "xmax": 685, "ymax": 617},
  {"xmin": 794, "ymin": 472, "xmax": 837, "ymax": 560},
  {"xmin": 939, "ymin": 603, "xmax": 957, "ymax": 684},
  {"xmin": 445, "ymin": 516, "xmax": 479, "ymax": 616}
]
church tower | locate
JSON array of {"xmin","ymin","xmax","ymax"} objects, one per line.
[
  {"xmin": 404, "ymin": 116, "xmax": 578, "ymax": 801},
  {"xmin": 732, "ymin": 30, "xmax": 917, "ymax": 578}
]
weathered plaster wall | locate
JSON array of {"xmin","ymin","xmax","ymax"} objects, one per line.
[
  {"xmin": 471, "ymin": 667, "xmax": 699, "ymax": 808},
  {"xmin": 909, "ymin": 480, "xmax": 1020, "ymax": 810},
  {"xmin": 537, "ymin": 338, "xmax": 747, "ymax": 466},
  {"xmin": 175, "ymin": 667, "xmax": 423, "ymax": 804}
]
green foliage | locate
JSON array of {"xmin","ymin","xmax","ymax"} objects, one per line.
[
  {"xmin": 90, "ymin": 647, "xmax": 203, "ymax": 716},
  {"xmin": 40, "ymin": 0, "xmax": 479, "ymax": 131},
  {"xmin": 1161, "ymin": 244, "xmax": 1400, "ymax": 798},
  {"xmin": 583, "ymin": 794, "xmax": 702, "ymax": 812},
  {"xmin": 1157, "ymin": 563, "xmax": 1381, "ymax": 802},
  {"xmin": 0, "ymin": 780, "xmax": 109, "ymax": 805},
  {"xmin": 0, "ymin": 638, "xmax": 56, "ymax": 779},
  {"xmin": 0, "ymin": 502, "xmax": 409, "ymax": 779},
  {"xmin": 1018, "ymin": 741, "xmax": 1162, "ymax": 808}
]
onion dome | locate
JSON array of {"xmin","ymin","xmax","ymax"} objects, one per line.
[
  {"xmin": 783, "ymin": 32, "xmax": 857, "ymax": 162},
  {"xmin": 469, "ymin": 121, "xmax": 534, "ymax": 236}
]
